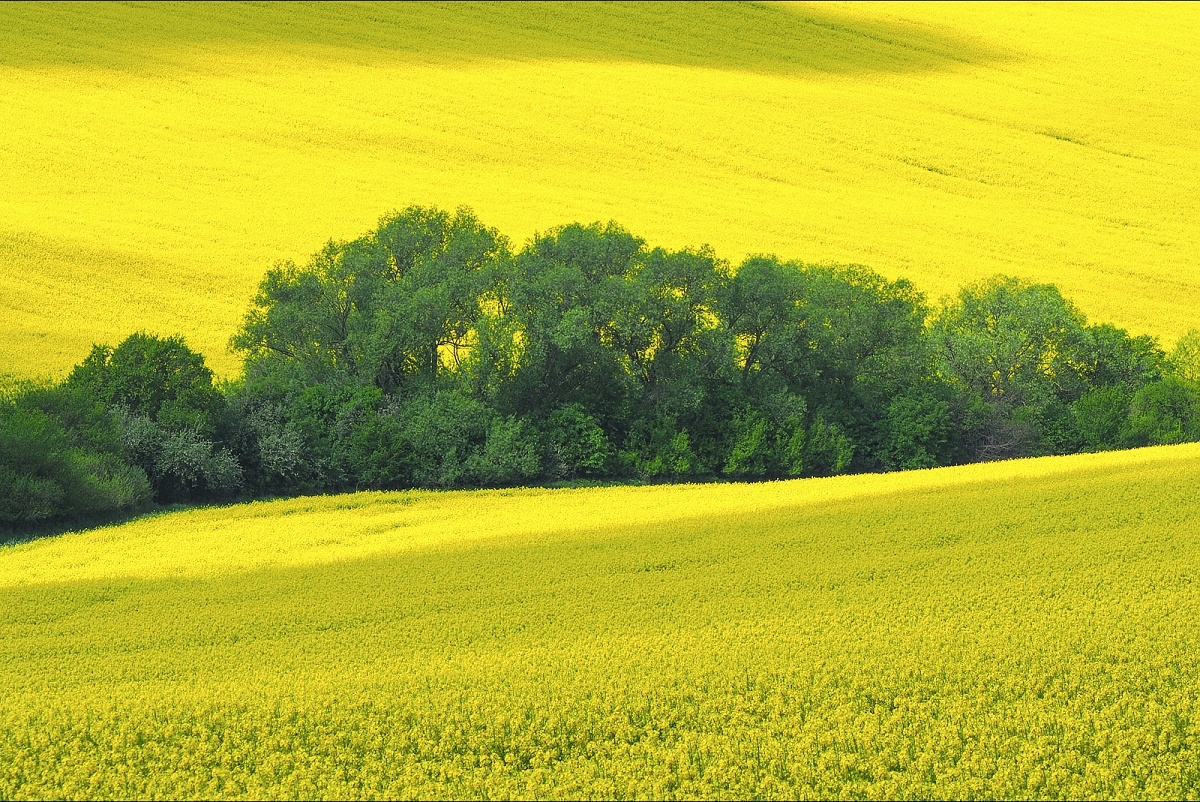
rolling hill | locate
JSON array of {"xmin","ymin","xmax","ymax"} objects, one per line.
[
  {"xmin": 4, "ymin": 5, "xmax": 1200, "ymax": 796},
  {"xmin": 2, "ymin": 2, "xmax": 1199, "ymax": 378},
  {"xmin": 2, "ymin": 444, "xmax": 1199, "ymax": 797}
]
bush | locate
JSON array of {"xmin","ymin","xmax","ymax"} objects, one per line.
[
  {"xmin": 544, "ymin": 404, "xmax": 610, "ymax": 479},
  {"xmin": 722, "ymin": 396, "xmax": 806, "ymax": 478},
  {"xmin": 879, "ymin": 394, "xmax": 953, "ymax": 470},
  {"xmin": 621, "ymin": 419, "xmax": 698, "ymax": 480},
  {"xmin": 1069, "ymin": 386, "xmax": 1130, "ymax": 452},
  {"xmin": 67, "ymin": 332, "xmax": 224, "ymax": 436},
  {"xmin": 400, "ymin": 393, "xmax": 478, "ymax": 488},
  {"xmin": 0, "ymin": 469, "xmax": 65, "ymax": 525},
  {"xmin": 345, "ymin": 406, "xmax": 412, "ymax": 490},
  {"xmin": 803, "ymin": 413, "xmax": 855, "ymax": 476},
  {"xmin": 116, "ymin": 410, "xmax": 242, "ymax": 502},
  {"xmin": 467, "ymin": 417, "xmax": 541, "ymax": 486},
  {"xmin": 0, "ymin": 403, "xmax": 150, "ymax": 526},
  {"xmin": 244, "ymin": 405, "xmax": 308, "ymax": 490},
  {"xmin": 1125, "ymin": 377, "xmax": 1200, "ymax": 446}
]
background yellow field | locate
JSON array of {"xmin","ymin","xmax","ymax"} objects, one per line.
[
  {"xmin": 3, "ymin": 444, "xmax": 1199, "ymax": 797},
  {"xmin": 2, "ymin": 2, "xmax": 1198, "ymax": 378}
]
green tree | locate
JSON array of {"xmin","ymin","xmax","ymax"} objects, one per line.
[
  {"xmin": 68, "ymin": 332, "xmax": 224, "ymax": 435},
  {"xmin": 0, "ymin": 400, "xmax": 150, "ymax": 526},
  {"xmin": 720, "ymin": 257, "xmax": 932, "ymax": 473},
  {"xmin": 930, "ymin": 276, "xmax": 1090, "ymax": 458},
  {"xmin": 233, "ymin": 206, "xmax": 508, "ymax": 394},
  {"xmin": 66, "ymin": 333, "xmax": 240, "ymax": 501},
  {"xmin": 492, "ymin": 221, "xmax": 642, "ymax": 430},
  {"xmin": 1079, "ymin": 323, "xmax": 1166, "ymax": 390},
  {"xmin": 1170, "ymin": 328, "xmax": 1200, "ymax": 384},
  {"xmin": 1125, "ymin": 376, "xmax": 1200, "ymax": 446}
]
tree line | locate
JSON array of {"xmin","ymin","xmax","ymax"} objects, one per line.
[{"xmin": 5, "ymin": 206, "xmax": 1200, "ymax": 528}]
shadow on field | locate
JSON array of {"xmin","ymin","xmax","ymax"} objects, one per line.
[
  {"xmin": 0, "ymin": 476, "xmax": 691, "ymax": 550},
  {"xmin": 2, "ymin": 2, "xmax": 1013, "ymax": 77},
  {"xmin": 0, "ymin": 502, "xmax": 221, "ymax": 549}
]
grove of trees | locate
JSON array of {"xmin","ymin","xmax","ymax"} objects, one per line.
[{"xmin": 5, "ymin": 206, "xmax": 1200, "ymax": 528}]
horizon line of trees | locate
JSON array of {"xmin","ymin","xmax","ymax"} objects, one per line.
[{"xmin": 5, "ymin": 205, "xmax": 1200, "ymax": 529}]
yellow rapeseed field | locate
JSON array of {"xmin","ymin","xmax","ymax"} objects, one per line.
[
  {"xmin": 2, "ymin": 443, "xmax": 1199, "ymax": 798},
  {"xmin": 2, "ymin": 2, "xmax": 1199, "ymax": 377}
]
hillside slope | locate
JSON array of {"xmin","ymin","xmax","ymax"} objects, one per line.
[
  {"xmin": 2, "ymin": 444, "xmax": 1199, "ymax": 797},
  {"xmin": 2, "ymin": 2, "xmax": 1199, "ymax": 377}
]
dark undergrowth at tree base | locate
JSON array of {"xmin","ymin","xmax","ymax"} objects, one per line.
[{"xmin": 4, "ymin": 205, "xmax": 1200, "ymax": 531}]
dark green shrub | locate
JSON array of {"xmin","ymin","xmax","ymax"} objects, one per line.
[
  {"xmin": 1125, "ymin": 377, "xmax": 1200, "ymax": 446},
  {"xmin": 0, "ymin": 403, "xmax": 150, "ymax": 525},
  {"xmin": 544, "ymin": 404, "xmax": 611, "ymax": 479}
]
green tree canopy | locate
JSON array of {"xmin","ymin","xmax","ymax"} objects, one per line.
[
  {"xmin": 67, "ymin": 332, "xmax": 223, "ymax": 434},
  {"xmin": 1171, "ymin": 328, "xmax": 1200, "ymax": 385},
  {"xmin": 233, "ymin": 206, "xmax": 508, "ymax": 394},
  {"xmin": 930, "ymin": 276, "xmax": 1088, "ymax": 408}
]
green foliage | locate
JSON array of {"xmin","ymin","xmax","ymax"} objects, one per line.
[
  {"xmin": 1125, "ymin": 376, "xmax": 1200, "ymax": 446},
  {"xmin": 544, "ymin": 404, "xmax": 611, "ymax": 479},
  {"xmin": 1069, "ymin": 386, "xmax": 1131, "ymax": 452},
  {"xmin": 68, "ymin": 332, "xmax": 224, "ymax": 435},
  {"xmin": 620, "ymin": 418, "xmax": 700, "ymax": 480},
  {"xmin": 395, "ymin": 392, "xmax": 487, "ymax": 488},
  {"xmin": 494, "ymin": 221, "xmax": 644, "ymax": 426},
  {"xmin": 116, "ymin": 409, "xmax": 242, "ymax": 502},
  {"xmin": 467, "ymin": 417, "xmax": 540, "ymax": 487},
  {"xmin": 803, "ymin": 413, "xmax": 855, "ymax": 476},
  {"xmin": 58, "ymin": 333, "xmax": 240, "ymax": 503},
  {"xmin": 339, "ymin": 390, "xmax": 539, "ymax": 490},
  {"xmin": 9, "ymin": 209, "xmax": 1200, "ymax": 527},
  {"xmin": 723, "ymin": 395, "xmax": 807, "ymax": 478},
  {"xmin": 0, "ymin": 405, "xmax": 70, "ymax": 523},
  {"xmin": 722, "ymin": 256, "xmax": 933, "ymax": 472},
  {"xmin": 879, "ymin": 393, "xmax": 954, "ymax": 470},
  {"xmin": 233, "ymin": 206, "xmax": 508, "ymax": 394},
  {"xmin": 1170, "ymin": 328, "xmax": 1200, "ymax": 384},
  {"xmin": 1080, "ymin": 323, "xmax": 1166, "ymax": 390},
  {"xmin": 0, "ymin": 400, "xmax": 150, "ymax": 526},
  {"xmin": 931, "ymin": 276, "xmax": 1087, "ymax": 408},
  {"xmin": 927, "ymin": 276, "xmax": 1170, "ymax": 461},
  {"xmin": 230, "ymin": 399, "xmax": 309, "ymax": 492}
]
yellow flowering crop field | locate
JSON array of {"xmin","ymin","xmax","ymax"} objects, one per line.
[
  {"xmin": 2, "ymin": 443, "xmax": 1199, "ymax": 798},
  {"xmin": 2, "ymin": 2, "xmax": 1200, "ymax": 378}
]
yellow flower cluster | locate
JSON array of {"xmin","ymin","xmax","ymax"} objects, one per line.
[{"xmin": 1, "ymin": 443, "xmax": 1198, "ymax": 797}]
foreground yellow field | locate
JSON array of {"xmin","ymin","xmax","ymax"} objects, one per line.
[
  {"xmin": 2, "ymin": 2, "xmax": 1199, "ymax": 377},
  {"xmin": 2, "ymin": 444, "xmax": 1199, "ymax": 798}
]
